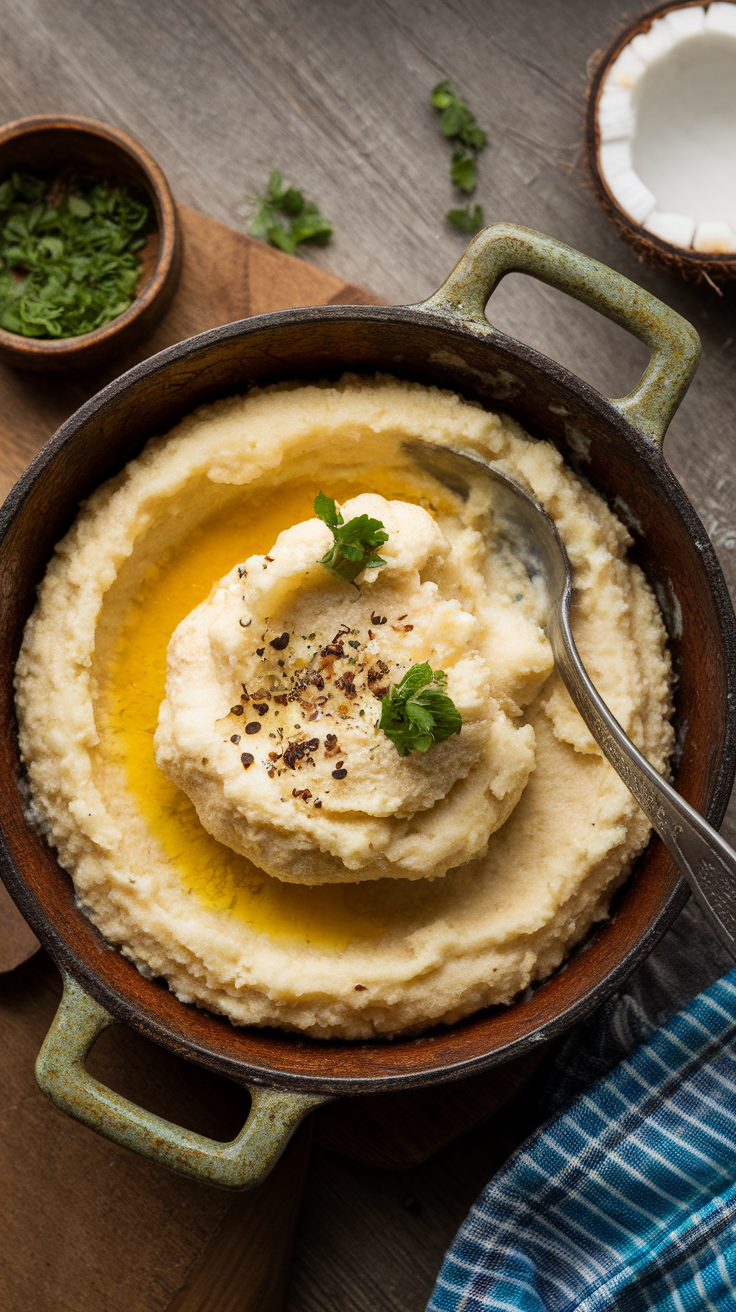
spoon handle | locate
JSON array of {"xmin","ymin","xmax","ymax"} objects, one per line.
[{"xmin": 549, "ymin": 607, "xmax": 736, "ymax": 958}]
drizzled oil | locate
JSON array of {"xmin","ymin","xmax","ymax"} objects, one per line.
[{"xmin": 102, "ymin": 476, "xmax": 422, "ymax": 950}]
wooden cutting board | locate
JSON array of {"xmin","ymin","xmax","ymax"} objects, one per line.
[{"xmin": 0, "ymin": 205, "xmax": 544, "ymax": 1312}]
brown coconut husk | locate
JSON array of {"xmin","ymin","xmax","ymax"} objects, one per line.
[{"xmin": 585, "ymin": 0, "xmax": 736, "ymax": 286}]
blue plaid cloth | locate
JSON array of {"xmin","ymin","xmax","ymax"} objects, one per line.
[{"xmin": 429, "ymin": 946, "xmax": 736, "ymax": 1309}]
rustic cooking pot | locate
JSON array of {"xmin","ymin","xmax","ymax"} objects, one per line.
[{"xmin": 1, "ymin": 224, "xmax": 734, "ymax": 1190}]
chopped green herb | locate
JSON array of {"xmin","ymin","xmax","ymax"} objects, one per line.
[
  {"xmin": 378, "ymin": 662, "xmax": 462, "ymax": 757},
  {"xmin": 431, "ymin": 82, "xmax": 487, "ymax": 151},
  {"xmin": 431, "ymin": 81, "xmax": 486, "ymax": 233},
  {"xmin": 248, "ymin": 170, "xmax": 332, "ymax": 256},
  {"xmin": 446, "ymin": 204, "xmax": 484, "ymax": 234},
  {"xmin": 314, "ymin": 492, "xmax": 388, "ymax": 584},
  {"xmin": 0, "ymin": 171, "xmax": 152, "ymax": 339},
  {"xmin": 449, "ymin": 148, "xmax": 477, "ymax": 194}
]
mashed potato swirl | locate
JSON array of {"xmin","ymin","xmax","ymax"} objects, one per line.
[{"xmin": 155, "ymin": 494, "xmax": 545, "ymax": 883}]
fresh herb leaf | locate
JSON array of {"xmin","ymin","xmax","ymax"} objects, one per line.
[
  {"xmin": 248, "ymin": 170, "xmax": 332, "ymax": 255},
  {"xmin": 450, "ymin": 148, "xmax": 477, "ymax": 194},
  {"xmin": 313, "ymin": 490, "xmax": 340, "ymax": 529},
  {"xmin": 432, "ymin": 80, "xmax": 486, "ymax": 233},
  {"xmin": 0, "ymin": 171, "xmax": 153, "ymax": 339},
  {"xmin": 446, "ymin": 204, "xmax": 484, "ymax": 233},
  {"xmin": 379, "ymin": 662, "xmax": 462, "ymax": 757},
  {"xmin": 290, "ymin": 201, "xmax": 333, "ymax": 245},
  {"xmin": 67, "ymin": 196, "xmax": 92, "ymax": 219},
  {"xmin": 314, "ymin": 492, "xmax": 388, "ymax": 584},
  {"xmin": 431, "ymin": 81, "xmax": 486, "ymax": 152}
]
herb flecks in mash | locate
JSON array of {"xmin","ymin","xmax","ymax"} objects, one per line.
[
  {"xmin": 431, "ymin": 81, "xmax": 486, "ymax": 235},
  {"xmin": 379, "ymin": 662, "xmax": 462, "ymax": 757},
  {"xmin": 248, "ymin": 170, "xmax": 332, "ymax": 256},
  {"xmin": 314, "ymin": 492, "xmax": 389, "ymax": 584},
  {"xmin": 0, "ymin": 171, "xmax": 152, "ymax": 339}
]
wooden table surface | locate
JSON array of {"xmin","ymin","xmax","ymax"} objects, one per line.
[{"xmin": 1, "ymin": 1, "xmax": 735, "ymax": 1309}]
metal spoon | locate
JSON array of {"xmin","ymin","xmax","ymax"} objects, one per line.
[{"xmin": 405, "ymin": 438, "xmax": 736, "ymax": 959}]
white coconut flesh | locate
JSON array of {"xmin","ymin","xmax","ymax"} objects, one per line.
[{"xmin": 597, "ymin": 3, "xmax": 736, "ymax": 253}]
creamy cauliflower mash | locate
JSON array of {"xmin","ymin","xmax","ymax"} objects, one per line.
[
  {"xmin": 14, "ymin": 376, "xmax": 673, "ymax": 1038},
  {"xmin": 156, "ymin": 494, "xmax": 542, "ymax": 885}
]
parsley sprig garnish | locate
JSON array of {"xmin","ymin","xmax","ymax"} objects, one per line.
[
  {"xmin": 248, "ymin": 170, "xmax": 332, "ymax": 256},
  {"xmin": 379, "ymin": 662, "xmax": 462, "ymax": 757},
  {"xmin": 0, "ymin": 172, "xmax": 152, "ymax": 338},
  {"xmin": 431, "ymin": 81, "xmax": 486, "ymax": 235},
  {"xmin": 314, "ymin": 492, "xmax": 388, "ymax": 584}
]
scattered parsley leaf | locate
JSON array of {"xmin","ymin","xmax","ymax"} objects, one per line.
[
  {"xmin": 314, "ymin": 492, "xmax": 388, "ymax": 584},
  {"xmin": 0, "ymin": 171, "xmax": 153, "ymax": 339},
  {"xmin": 450, "ymin": 148, "xmax": 477, "ymax": 194},
  {"xmin": 379, "ymin": 662, "xmax": 462, "ymax": 757},
  {"xmin": 248, "ymin": 170, "xmax": 332, "ymax": 255},
  {"xmin": 432, "ymin": 80, "xmax": 486, "ymax": 233},
  {"xmin": 446, "ymin": 204, "xmax": 484, "ymax": 234},
  {"xmin": 431, "ymin": 82, "xmax": 486, "ymax": 151}
]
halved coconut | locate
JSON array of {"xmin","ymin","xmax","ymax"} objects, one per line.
[{"xmin": 586, "ymin": 1, "xmax": 736, "ymax": 282}]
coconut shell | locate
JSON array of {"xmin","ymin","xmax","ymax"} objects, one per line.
[{"xmin": 585, "ymin": 0, "xmax": 736, "ymax": 285}]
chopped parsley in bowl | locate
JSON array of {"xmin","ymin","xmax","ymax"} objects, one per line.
[
  {"xmin": 0, "ymin": 114, "xmax": 180, "ymax": 370},
  {"xmin": 0, "ymin": 171, "xmax": 154, "ymax": 340}
]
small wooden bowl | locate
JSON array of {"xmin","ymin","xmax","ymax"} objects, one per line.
[{"xmin": 0, "ymin": 115, "xmax": 181, "ymax": 371}]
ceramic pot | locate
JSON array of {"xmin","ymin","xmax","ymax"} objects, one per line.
[{"xmin": 1, "ymin": 224, "xmax": 734, "ymax": 1188}]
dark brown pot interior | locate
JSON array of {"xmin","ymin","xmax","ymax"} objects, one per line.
[{"xmin": 1, "ymin": 305, "xmax": 734, "ymax": 1095}]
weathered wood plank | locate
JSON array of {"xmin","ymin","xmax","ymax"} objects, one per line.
[{"xmin": 166, "ymin": 1125, "xmax": 314, "ymax": 1312}]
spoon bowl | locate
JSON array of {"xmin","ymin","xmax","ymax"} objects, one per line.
[{"xmin": 406, "ymin": 437, "xmax": 736, "ymax": 960}]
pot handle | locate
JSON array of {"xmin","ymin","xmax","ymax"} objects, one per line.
[
  {"xmin": 36, "ymin": 973, "xmax": 329, "ymax": 1190},
  {"xmin": 420, "ymin": 222, "xmax": 700, "ymax": 448}
]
